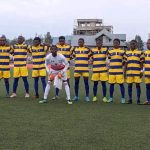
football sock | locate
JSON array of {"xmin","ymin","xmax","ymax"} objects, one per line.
[
  {"xmin": 120, "ymin": 84, "xmax": 125, "ymax": 99},
  {"xmin": 44, "ymin": 81, "xmax": 51, "ymax": 100},
  {"xmin": 55, "ymin": 88, "xmax": 59, "ymax": 96},
  {"xmin": 34, "ymin": 77, "xmax": 39, "ymax": 96},
  {"xmin": 64, "ymin": 82, "xmax": 70, "ymax": 100},
  {"xmin": 110, "ymin": 84, "xmax": 114, "ymax": 98},
  {"xmin": 84, "ymin": 78, "xmax": 89, "ymax": 97},
  {"xmin": 22, "ymin": 77, "xmax": 29, "ymax": 93},
  {"xmin": 74, "ymin": 78, "xmax": 80, "ymax": 97},
  {"xmin": 41, "ymin": 77, "xmax": 46, "ymax": 92},
  {"xmin": 146, "ymin": 84, "xmax": 150, "ymax": 102},
  {"xmin": 93, "ymin": 81, "xmax": 98, "ymax": 97},
  {"xmin": 4, "ymin": 78, "xmax": 9, "ymax": 95},
  {"xmin": 128, "ymin": 84, "xmax": 132, "ymax": 101},
  {"xmin": 101, "ymin": 81, "xmax": 107, "ymax": 97},
  {"xmin": 136, "ymin": 84, "xmax": 141, "ymax": 102},
  {"xmin": 13, "ymin": 78, "xmax": 19, "ymax": 93}
]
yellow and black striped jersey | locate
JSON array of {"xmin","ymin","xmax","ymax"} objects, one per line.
[
  {"xmin": 56, "ymin": 44, "xmax": 73, "ymax": 63},
  {"xmin": 108, "ymin": 48, "xmax": 125, "ymax": 75},
  {"xmin": 143, "ymin": 50, "xmax": 150, "ymax": 78},
  {"xmin": 125, "ymin": 49, "xmax": 144, "ymax": 76},
  {"xmin": 73, "ymin": 46, "xmax": 92, "ymax": 73},
  {"xmin": 91, "ymin": 47, "xmax": 108, "ymax": 73},
  {"xmin": 0, "ymin": 46, "xmax": 11, "ymax": 71},
  {"xmin": 29, "ymin": 45, "xmax": 48, "ymax": 70},
  {"xmin": 11, "ymin": 44, "xmax": 29, "ymax": 67}
]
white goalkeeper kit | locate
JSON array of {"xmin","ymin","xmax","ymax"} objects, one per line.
[{"xmin": 44, "ymin": 53, "xmax": 70, "ymax": 100}]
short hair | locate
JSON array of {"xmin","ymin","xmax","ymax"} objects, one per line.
[
  {"xmin": 130, "ymin": 40, "xmax": 137, "ymax": 44},
  {"xmin": 96, "ymin": 38, "xmax": 103, "ymax": 42},
  {"xmin": 18, "ymin": 36, "xmax": 25, "ymax": 41},
  {"xmin": 34, "ymin": 37, "xmax": 41, "ymax": 42},
  {"xmin": 113, "ymin": 38, "xmax": 120, "ymax": 44},
  {"xmin": 51, "ymin": 45, "xmax": 57, "ymax": 50},
  {"xmin": 78, "ymin": 38, "xmax": 84, "ymax": 42},
  {"xmin": 59, "ymin": 36, "xmax": 65, "ymax": 40}
]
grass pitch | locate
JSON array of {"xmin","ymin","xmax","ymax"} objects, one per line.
[{"xmin": 0, "ymin": 70, "xmax": 150, "ymax": 150}]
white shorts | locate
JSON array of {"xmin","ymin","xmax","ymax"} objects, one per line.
[{"xmin": 50, "ymin": 69, "xmax": 67, "ymax": 81}]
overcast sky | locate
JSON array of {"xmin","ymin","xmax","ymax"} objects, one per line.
[{"xmin": 0, "ymin": 0, "xmax": 150, "ymax": 41}]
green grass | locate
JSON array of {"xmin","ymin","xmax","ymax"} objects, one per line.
[{"xmin": 0, "ymin": 70, "xmax": 150, "ymax": 150}]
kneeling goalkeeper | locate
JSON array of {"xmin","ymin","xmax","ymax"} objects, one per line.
[{"xmin": 39, "ymin": 45, "xmax": 72, "ymax": 105}]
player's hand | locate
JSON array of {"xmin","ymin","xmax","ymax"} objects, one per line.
[{"xmin": 140, "ymin": 72, "xmax": 143, "ymax": 78}]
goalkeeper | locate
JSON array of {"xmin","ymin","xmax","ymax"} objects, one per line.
[{"xmin": 39, "ymin": 45, "xmax": 72, "ymax": 105}]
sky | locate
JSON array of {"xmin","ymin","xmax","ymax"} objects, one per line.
[{"xmin": 0, "ymin": 0, "xmax": 150, "ymax": 41}]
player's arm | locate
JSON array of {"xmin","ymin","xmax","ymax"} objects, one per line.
[
  {"xmin": 62, "ymin": 55, "xmax": 69, "ymax": 73},
  {"xmin": 27, "ymin": 45, "xmax": 32, "ymax": 53},
  {"xmin": 70, "ymin": 47, "xmax": 75, "ymax": 59},
  {"xmin": 123, "ymin": 51, "xmax": 127, "ymax": 78},
  {"xmin": 140, "ymin": 52, "xmax": 144, "ymax": 77},
  {"xmin": 10, "ymin": 45, "xmax": 14, "ymax": 55},
  {"xmin": 45, "ymin": 55, "xmax": 51, "ymax": 74}
]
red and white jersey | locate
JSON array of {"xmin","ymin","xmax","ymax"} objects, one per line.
[{"xmin": 45, "ymin": 53, "xmax": 69, "ymax": 72}]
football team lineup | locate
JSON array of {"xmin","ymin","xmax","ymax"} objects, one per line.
[{"xmin": 0, "ymin": 35, "xmax": 150, "ymax": 105}]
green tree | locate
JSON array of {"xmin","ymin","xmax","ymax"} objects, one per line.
[{"xmin": 135, "ymin": 35, "xmax": 144, "ymax": 50}]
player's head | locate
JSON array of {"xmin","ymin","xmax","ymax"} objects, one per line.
[
  {"xmin": 78, "ymin": 38, "xmax": 84, "ymax": 47},
  {"xmin": 0, "ymin": 35, "xmax": 7, "ymax": 46},
  {"xmin": 17, "ymin": 36, "xmax": 25, "ymax": 44},
  {"xmin": 51, "ymin": 45, "xmax": 58, "ymax": 57},
  {"xmin": 113, "ymin": 39, "xmax": 120, "ymax": 49},
  {"xmin": 96, "ymin": 38, "xmax": 103, "ymax": 48},
  {"xmin": 59, "ymin": 36, "xmax": 65, "ymax": 45},
  {"xmin": 130, "ymin": 40, "xmax": 137, "ymax": 50},
  {"xmin": 147, "ymin": 39, "xmax": 150, "ymax": 50},
  {"xmin": 33, "ymin": 37, "xmax": 41, "ymax": 46}
]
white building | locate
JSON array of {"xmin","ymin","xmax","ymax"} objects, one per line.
[{"xmin": 52, "ymin": 19, "xmax": 127, "ymax": 48}]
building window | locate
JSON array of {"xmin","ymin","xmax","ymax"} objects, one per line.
[
  {"xmin": 87, "ymin": 23, "xmax": 90, "ymax": 27},
  {"xmin": 81, "ymin": 24, "xmax": 86, "ymax": 27}
]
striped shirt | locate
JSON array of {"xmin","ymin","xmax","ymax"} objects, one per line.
[
  {"xmin": 0, "ymin": 46, "xmax": 11, "ymax": 71},
  {"xmin": 56, "ymin": 44, "xmax": 73, "ymax": 63},
  {"xmin": 143, "ymin": 50, "xmax": 150, "ymax": 78},
  {"xmin": 29, "ymin": 45, "xmax": 48, "ymax": 70},
  {"xmin": 91, "ymin": 47, "xmax": 108, "ymax": 73},
  {"xmin": 12, "ymin": 44, "xmax": 29, "ymax": 67},
  {"xmin": 108, "ymin": 48, "xmax": 125, "ymax": 75},
  {"xmin": 73, "ymin": 46, "xmax": 91, "ymax": 73},
  {"xmin": 125, "ymin": 49, "xmax": 143, "ymax": 77}
]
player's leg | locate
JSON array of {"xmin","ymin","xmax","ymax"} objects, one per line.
[
  {"xmin": 127, "ymin": 83, "xmax": 133, "ymax": 104},
  {"xmin": 108, "ymin": 84, "xmax": 114, "ymax": 103},
  {"xmin": 119, "ymin": 84, "xmax": 125, "ymax": 104},
  {"xmin": 101, "ymin": 81, "xmax": 107, "ymax": 102},
  {"xmin": 34, "ymin": 77, "xmax": 39, "ymax": 98},
  {"xmin": 41, "ymin": 77, "xmax": 46, "ymax": 93},
  {"xmin": 143, "ymin": 78, "xmax": 150, "ymax": 104},
  {"xmin": 100, "ymin": 73, "xmax": 108, "ymax": 102},
  {"xmin": 73, "ymin": 77, "xmax": 80, "ymax": 101},
  {"xmin": 22, "ymin": 77, "xmax": 29, "ymax": 98},
  {"xmin": 136, "ymin": 83, "xmax": 141, "ymax": 104},
  {"xmin": 21, "ymin": 67, "xmax": 29, "ymax": 98},
  {"xmin": 3, "ymin": 71, "xmax": 10, "ymax": 97},
  {"xmin": 63, "ymin": 80, "xmax": 72, "ymax": 105},
  {"xmin": 93, "ymin": 81, "xmax": 98, "ymax": 102},
  {"xmin": 83, "ymin": 77, "xmax": 90, "ymax": 102},
  {"xmin": 144, "ymin": 84, "xmax": 150, "ymax": 104},
  {"xmin": 108, "ymin": 75, "xmax": 115, "ymax": 102},
  {"xmin": 10, "ymin": 78, "xmax": 19, "ymax": 98},
  {"xmin": 39, "ymin": 80, "xmax": 51, "ymax": 104},
  {"xmin": 10, "ymin": 67, "xmax": 20, "ymax": 98},
  {"xmin": 4, "ymin": 78, "xmax": 9, "ymax": 97}
]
